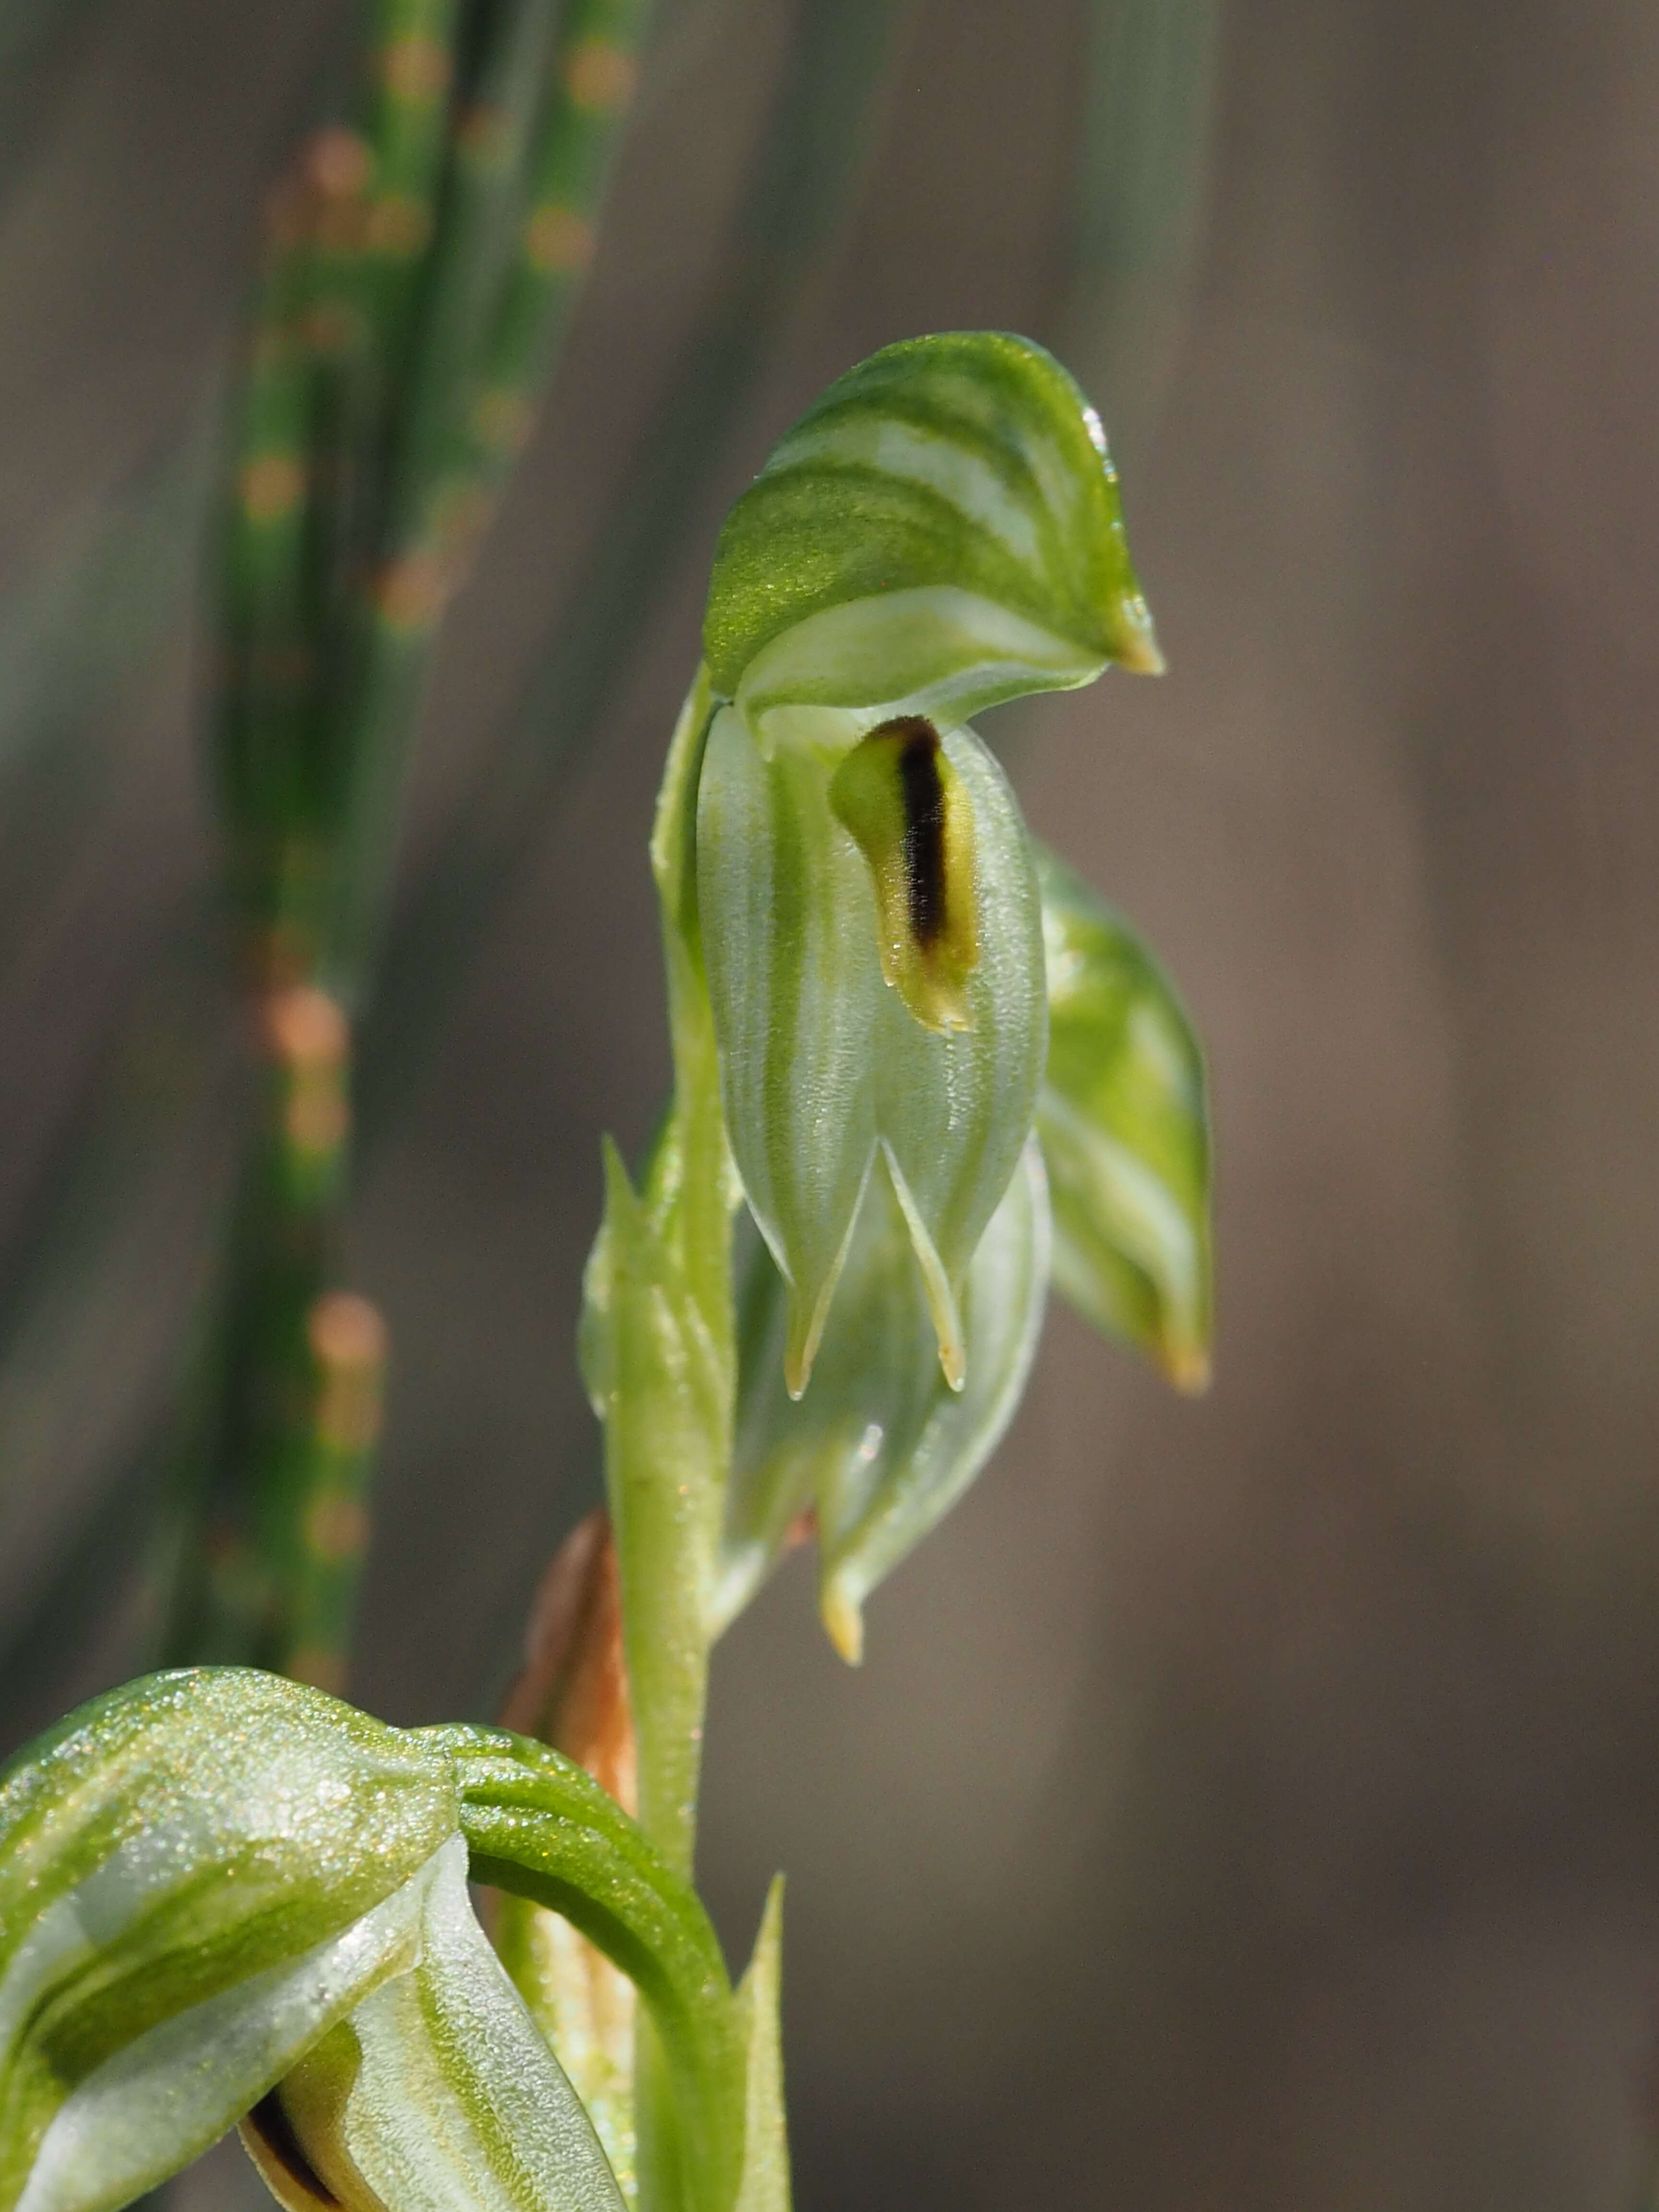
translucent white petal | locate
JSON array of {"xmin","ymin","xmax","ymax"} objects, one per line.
[
  {"xmin": 696, "ymin": 705, "xmax": 880, "ymax": 1394},
  {"xmin": 735, "ymin": 587, "xmax": 1099, "ymax": 759},
  {"xmin": 246, "ymin": 1836, "xmax": 625, "ymax": 2212},
  {"xmin": 819, "ymin": 1137, "xmax": 1051, "ymax": 1658},
  {"xmin": 872, "ymin": 724, "xmax": 1046, "ymax": 1382},
  {"xmin": 16, "ymin": 1848, "xmax": 439, "ymax": 2212}
]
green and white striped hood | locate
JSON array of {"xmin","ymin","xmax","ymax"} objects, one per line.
[{"xmin": 704, "ymin": 330, "xmax": 1161, "ymax": 760}]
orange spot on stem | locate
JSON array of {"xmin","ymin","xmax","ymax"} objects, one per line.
[
  {"xmin": 524, "ymin": 203, "xmax": 594, "ymax": 274},
  {"xmin": 375, "ymin": 552, "xmax": 447, "ymax": 630},
  {"xmin": 364, "ymin": 194, "xmax": 431, "ymax": 255},
  {"xmin": 564, "ymin": 38, "xmax": 637, "ymax": 111},
  {"xmin": 382, "ymin": 34, "xmax": 451, "ymax": 104},
  {"xmin": 240, "ymin": 454, "xmax": 305, "ymax": 523},
  {"xmin": 308, "ymin": 1292, "xmax": 388, "ymax": 1454}
]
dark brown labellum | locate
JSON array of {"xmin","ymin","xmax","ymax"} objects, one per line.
[{"xmin": 881, "ymin": 716, "xmax": 947, "ymax": 949}]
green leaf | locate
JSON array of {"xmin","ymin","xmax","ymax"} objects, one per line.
[
  {"xmin": 1035, "ymin": 844, "xmax": 1212, "ymax": 1390},
  {"xmin": 242, "ymin": 1835, "xmax": 625, "ymax": 2212},
  {"xmin": 0, "ymin": 1669, "xmax": 457, "ymax": 2212},
  {"xmin": 703, "ymin": 331, "xmax": 1160, "ymax": 760},
  {"xmin": 714, "ymin": 1138, "xmax": 1050, "ymax": 1662},
  {"xmin": 732, "ymin": 1881, "xmax": 790, "ymax": 2212},
  {"xmin": 697, "ymin": 709, "xmax": 1045, "ymax": 1397},
  {"xmin": 437, "ymin": 1727, "xmax": 746, "ymax": 2212}
]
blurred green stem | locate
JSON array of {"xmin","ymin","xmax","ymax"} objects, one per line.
[
  {"xmin": 166, "ymin": 0, "xmax": 654, "ymax": 1683},
  {"xmin": 327, "ymin": 0, "xmax": 654, "ymax": 995},
  {"xmin": 279, "ymin": 1288, "xmax": 387, "ymax": 1688},
  {"xmin": 162, "ymin": 985, "xmax": 357, "ymax": 1671},
  {"xmin": 628, "ymin": 668, "xmax": 733, "ymax": 1873},
  {"xmin": 357, "ymin": 0, "xmax": 916, "ymax": 1140},
  {"xmin": 1066, "ymin": 0, "xmax": 1220, "ymax": 469}
]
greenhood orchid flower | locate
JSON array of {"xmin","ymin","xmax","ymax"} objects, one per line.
[
  {"xmin": 699, "ymin": 845, "xmax": 1215, "ymax": 1663},
  {"xmin": 0, "ymin": 1669, "xmax": 746, "ymax": 2212},
  {"xmin": 695, "ymin": 331, "xmax": 1161, "ymax": 1399}
]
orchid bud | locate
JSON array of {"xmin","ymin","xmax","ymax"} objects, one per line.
[
  {"xmin": 695, "ymin": 332, "xmax": 1158, "ymax": 1398},
  {"xmin": 1034, "ymin": 844, "xmax": 1213, "ymax": 1391},
  {"xmin": 714, "ymin": 1137, "xmax": 1050, "ymax": 1663}
]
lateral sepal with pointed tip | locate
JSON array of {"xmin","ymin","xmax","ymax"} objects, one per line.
[
  {"xmin": 1034, "ymin": 843, "xmax": 1213, "ymax": 1391},
  {"xmin": 713, "ymin": 1137, "xmax": 1050, "ymax": 1661}
]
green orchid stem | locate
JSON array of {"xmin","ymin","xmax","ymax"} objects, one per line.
[
  {"xmin": 587, "ymin": 668, "xmax": 738, "ymax": 2211},
  {"xmin": 608, "ymin": 668, "xmax": 735, "ymax": 1880}
]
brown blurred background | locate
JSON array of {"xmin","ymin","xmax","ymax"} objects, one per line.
[{"xmin": 2, "ymin": 0, "xmax": 1659, "ymax": 2205}]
